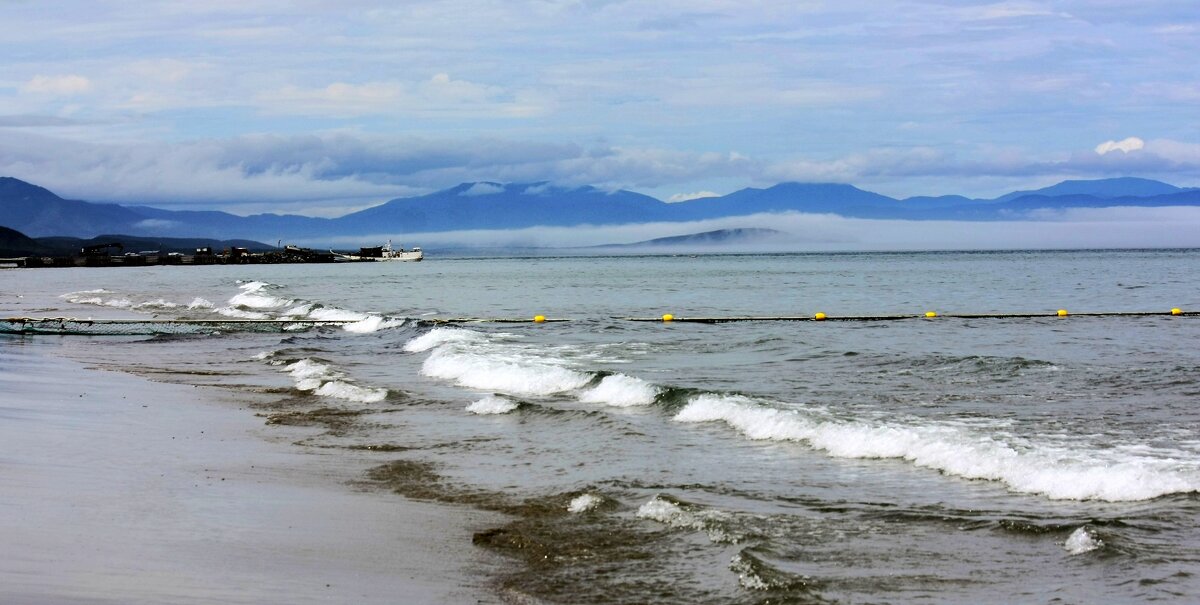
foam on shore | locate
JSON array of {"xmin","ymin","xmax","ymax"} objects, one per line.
[{"xmin": 282, "ymin": 358, "xmax": 388, "ymax": 403}]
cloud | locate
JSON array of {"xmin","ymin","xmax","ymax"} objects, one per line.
[
  {"xmin": 0, "ymin": 114, "xmax": 88, "ymax": 127},
  {"xmin": 20, "ymin": 75, "xmax": 92, "ymax": 96},
  {"xmin": 133, "ymin": 218, "xmax": 181, "ymax": 230},
  {"xmin": 256, "ymin": 74, "xmax": 549, "ymax": 118},
  {"xmin": 1095, "ymin": 137, "xmax": 1145, "ymax": 155},
  {"xmin": 461, "ymin": 182, "xmax": 504, "ymax": 196},
  {"xmin": 668, "ymin": 191, "xmax": 720, "ymax": 202},
  {"xmin": 960, "ymin": 1, "xmax": 1070, "ymax": 21},
  {"xmin": 318, "ymin": 207, "xmax": 1200, "ymax": 252},
  {"xmin": 2, "ymin": 128, "xmax": 1197, "ymax": 216}
]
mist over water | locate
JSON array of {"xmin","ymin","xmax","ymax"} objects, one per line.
[{"xmin": 5, "ymin": 249, "xmax": 1200, "ymax": 603}]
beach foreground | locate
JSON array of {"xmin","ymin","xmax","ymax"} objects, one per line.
[
  {"xmin": 0, "ymin": 337, "xmax": 501, "ymax": 605},
  {"xmin": 2, "ymin": 252, "xmax": 1198, "ymax": 603}
]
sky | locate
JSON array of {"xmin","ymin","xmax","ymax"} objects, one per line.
[{"xmin": 2, "ymin": 0, "xmax": 1199, "ymax": 216}]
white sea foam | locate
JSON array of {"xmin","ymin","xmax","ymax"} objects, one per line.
[
  {"xmin": 729, "ymin": 552, "xmax": 771, "ymax": 591},
  {"xmin": 228, "ymin": 281, "xmax": 292, "ymax": 309},
  {"xmin": 61, "ymin": 290, "xmax": 134, "ymax": 308},
  {"xmin": 1063, "ymin": 526, "xmax": 1103, "ymax": 555},
  {"xmin": 636, "ymin": 495, "xmax": 738, "ymax": 543},
  {"xmin": 577, "ymin": 374, "xmax": 659, "ymax": 407},
  {"xmin": 307, "ymin": 307, "xmax": 369, "ymax": 322},
  {"xmin": 403, "ymin": 327, "xmax": 486, "ymax": 353},
  {"xmin": 280, "ymin": 358, "xmax": 388, "ymax": 402},
  {"xmin": 133, "ymin": 299, "xmax": 180, "ymax": 310},
  {"xmin": 466, "ymin": 395, "xmax": 519, "ymax": 415},
  {"xmin": 422, "ymin": 348, "xmax": 592, "ymax": 396},
  {"xmin": 216, "ymin": 306, "xmax": 271, "ymax": 320},
  {"xmin": 251, "ymin": 351, "xmax": 274, "ymax": 361},
  {"xmin": 287, "ymin": 359, "xmax": 332, "ymax": 380},
  {"xmin": 674, "ymin": 394, "xmax": 1200, "ymax": 502},
  {"xmin": 567, "ymin": 493, "xmax": 604, "ymax": 513},
  {"xmin": 187, "ymin": 297, "xmax": 215, "ymax": 309},
  {"xmin": 315, "ymin": 381, "xmax": 388, "ymax": 403},
  {"xmin": 281, "ymin": 303, "xmax": 315, "ymax": 317},
  {"xmin": 342, "ymin": 315, "xmax": 405, "ymax": 333}
]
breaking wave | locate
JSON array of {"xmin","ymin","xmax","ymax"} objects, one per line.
[
  {"xmin": 422, "ymin": 347, "xmax": 592, "ymax": 396},
  {"xmin": 280, "ymin": 358, "xmax": 388, "ymax": 403},
  {"xmin": 466, "ymin": 395, "xmax": 520, "ymax": 415},
  {"xmin": 1063, "ymin": 526, "xmax": 1104, "ymax": 555},
  {"xmin": 567, "ymin": 493, "xmax": 604, "ymax": 513},
  {"xmin": 578, "ymin": 374, "xmax": 659, "ymax": 407},
  {"xmin": 636, "ymin": 494, "xmax": 743, "ymax": 543},
  {"xmin": 673, "ymin": 394, "xmax": 1200, "ymax": 502}
]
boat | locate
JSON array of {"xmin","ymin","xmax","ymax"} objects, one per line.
[{"xmin": 331, "ymin": 240, "xmax": 423, "ymax": 262}]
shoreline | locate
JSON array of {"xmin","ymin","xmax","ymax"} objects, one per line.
[{"xmin": 0, "ymin": 337, "xmax": 504, "ymax": 605}]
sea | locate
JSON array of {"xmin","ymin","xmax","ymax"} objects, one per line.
[{"xmin": 3, "ymin": 249, "xmax": 1199, "ymax": 603}]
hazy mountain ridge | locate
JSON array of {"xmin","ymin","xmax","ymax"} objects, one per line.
[
  {"xmin": 2, "ymin": 175, "xmax": 1198, "ymax": 241},
  {"xmin": 1, "ymin": 228, "xmax": 273, "ymax": 257},
  {"xmin": 593, "ymin": 228, "xmax": 787, "ymax": 249}
]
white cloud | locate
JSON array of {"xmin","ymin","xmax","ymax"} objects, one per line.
[
  {"xmin": 20, "ymin": 75, "xmax": 92, "ymax": 96},
  {"xmin": 133, "ymin": 219, "xmax": 181, "ymax": 230},
  {"xmin": 1144, "ymin": 139, "xmax": 1200, "ymax": 164},
  {"xmin": 318, "ymin": 208, "xmax": 1200, "ymax": 252},
  {"xmin": 461, "ymin": 182, "xmax": 504, "ymax": 196},
  {"xmin": 962, "ymin": 2, "xmax": 1068, "ymax": 21},
  {"xmin": 261, "ymin": 81, "xmax": 406, "ymax": 118},
  {"xmin": 256, "ymin": 74, "xmax": 549, "ymax": 118},
  {"xmin": 1095, "ymin": 137, "xmax": 1145, "ymax": 155},
  {"xmin": 2, "ymin": 128, "xmax": 1197, "ymax": 215},
  {"xmin": 668, "ymin": 191, "xmax": 720, "ymax": 202}
]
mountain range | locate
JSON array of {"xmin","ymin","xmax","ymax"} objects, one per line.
[{"xmin": 2, "ymin": 176, "xmax": 1197, "ymax": 242}]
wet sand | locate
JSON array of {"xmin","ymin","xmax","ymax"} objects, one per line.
[{"xmin": 0, "ymin": 337, "xmax": 502, "ymax": 605}]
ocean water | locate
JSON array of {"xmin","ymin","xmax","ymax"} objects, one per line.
[{"xmin": 3, "ymin": 249, "xmax": 1199, "ymax": 603}]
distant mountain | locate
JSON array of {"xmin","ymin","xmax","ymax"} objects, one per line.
[
  {"xmin": 992, "ymin": 177, "xmax": 1187, "ymax": 203},
  {"xmin": 673, "ymin": 183, "xmax": 895, "ymax": 220},
  {"xmin": 2, "ymin": 175, "xmax": 1199, "ymax": 242},
  {"xmin": 0, "ymin": 226, "xmax": 273, "ymax": 256},
  {"xmin": 0, "ymin": 176, "xmax": 147, "ymax": 236},
  {"xmin": 0, "ymin": 225, "xmax": 50, "ymax": 256},
  {"xmin": 125, "ymin": 205, "xmax": 330, "ymax": 239},
  {"xmin": 0, "ymin": 176, "xmax": 329, "ymax": 239},
  {"xmin": 597, "ymin": 228, "xmax": 787, "ymax": 248},
  {"xmin": 337, "ymin": 182, "xmax": 673, "ymax": 232}
]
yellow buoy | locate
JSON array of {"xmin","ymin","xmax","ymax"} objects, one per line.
[
  {"xmin": 924, "ymin": 311, "xmax": 937, "ymax": 318},
  {"xmin": 533, "ymin": 315, "xmax": 546, "ymax": 323},
  {"xmin": 1171, "ymin": 308, "xmax": 1183, "ymax": 315},
  {"xmin": 1057, "ymin": 309, "xmax": 1068, "ymax": 317},
  {"xmin": 814, "ymin": 312, "xmax": 826, "ymax": 321},
  {"xmin": 662, "ymin": 314, "xmax": 674, "ymax": 322}
]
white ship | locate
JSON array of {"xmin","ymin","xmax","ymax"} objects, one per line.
[{"xmin": 332, "ymin": 240, "xmax": 422, "ymax": 262}]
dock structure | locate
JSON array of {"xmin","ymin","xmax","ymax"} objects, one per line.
[{"xmin": 3, "ymin": 245, "xmax": 349, "ymax": 268}]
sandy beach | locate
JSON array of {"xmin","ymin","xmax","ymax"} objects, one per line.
[{"xmin": 0, "ymin": 337, "xmax": 503, "ymax": 605}]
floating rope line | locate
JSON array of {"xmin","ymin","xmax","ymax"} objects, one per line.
[
  {"xmin": 1, "ymin": 317, "xmax": 356, "ymax": 335},
  {"xmin": 2, "ymin": 309, "xmax": 1194, "ymax": 334},
  {"xmin": 624, "ymin": 309, "xmax": 1195, "ymax": 323},
  {"xmin": 427, "ymin": 317, "xmax": 571, "ymax": 324}
]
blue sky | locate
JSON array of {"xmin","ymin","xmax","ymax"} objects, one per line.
[{"xmin": 1, "ymin": 0, "xmax": 1198, "ymax": 215}]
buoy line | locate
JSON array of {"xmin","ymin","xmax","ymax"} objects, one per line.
[
  {"xmin": 2, "ymin": 309, "xmax": 1194, "ymax": 334},
  {"xmin": 0, "ymin": 317, "xmax": 359, "ymax": 335},
  {"xmin": 624, "ymin": 309, "xmax": 1195, "ymax": 323}
]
